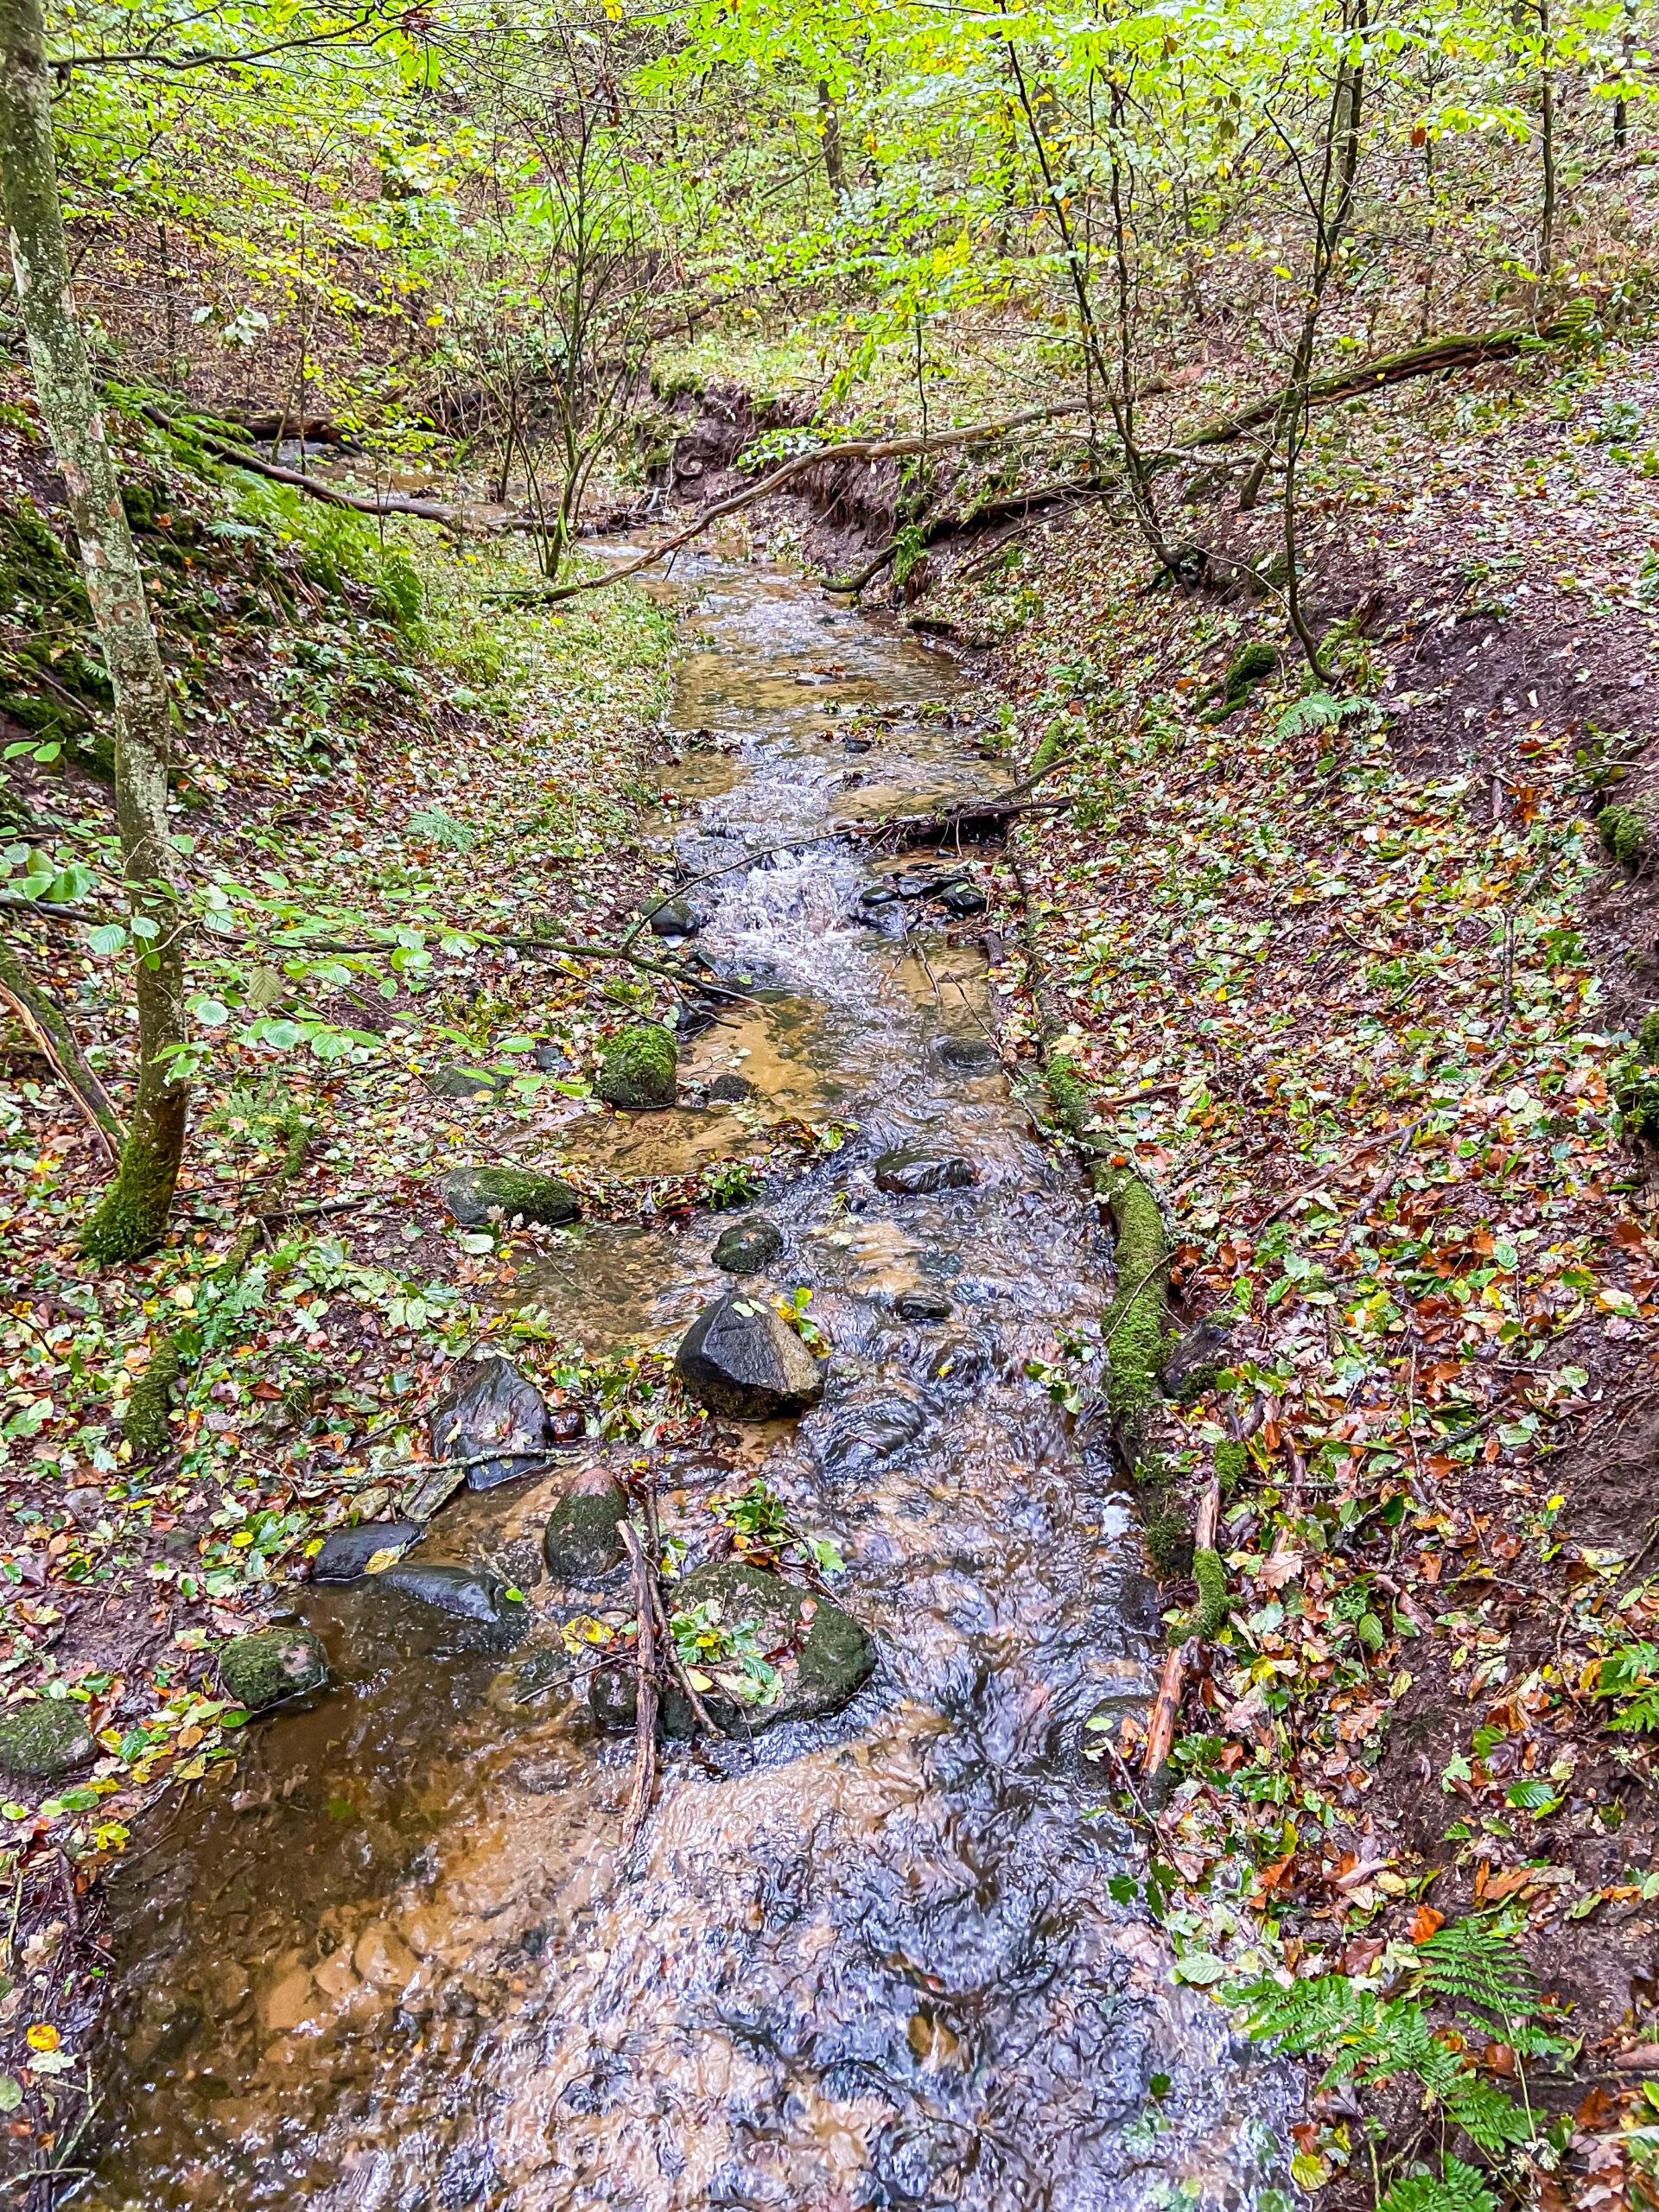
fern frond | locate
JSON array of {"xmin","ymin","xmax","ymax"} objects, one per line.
[
  {"xmin": 1417, "ymin": 1918, "xmax": 1536, "ymax": 2021},
  {"xmin": 1440, "ymin": 2071, "xmax": 1535, "ymax": 2154},
  {"xmin": 1378, "ymin": 2155, "xmax": 1499, "ymax": 2212}
]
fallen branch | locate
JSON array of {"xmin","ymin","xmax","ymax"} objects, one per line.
[
  {"xmin": 842, "ymin": 794, "xmax": 1074, "ymax": 847},
  {"xmin": 1144, "ymin": 1482, "xmax": 1222, "ymax": 1777},
  {"xmin": 137, "ymin": 402, "xmax": 518, "ymax": 531},
  {"xmin": 0, "ymin": 933, "xmax": 122, "ymax": 1158}
]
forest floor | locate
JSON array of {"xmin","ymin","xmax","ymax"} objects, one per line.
[{"xmin": 862, "ymin": 326, "xmax": 1659, "ymax": 2209}]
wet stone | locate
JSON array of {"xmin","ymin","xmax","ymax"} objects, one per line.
[
  {"xmin": 429, "ymin": 1354, "xmax": 553, "ymax": 1491},
  {"xmin": 218, "ymin": 1627, "xmax": 329, "ymax": 1713},
  {"xmin": 873, "ymin": 1147, "xmax": 977, "ymax": 1196},
  {"xmin": 705, "ymin": 1072, "xmax": 754, "ymax": 1103},
  {"xmin": 938, "ymin": 882, "xmax": 989, "ymax": 918},
  {"xmin": 62, "ymin": 1485, "xmax": 105, "ymax": 1524},
  {"xmin": 594, "ymin": 1021, "xmax": 677, "ymax": 1110},
  {"xmin": 895, "ymin": 1285, "xmax": 953, "ymax": 1323},
  {"xmin": 675, "ymin": 1293, "xmax": 824, "ymax": 1420},
  {"xmin": 647, "ymin": 897, "xmax": 699, "ymax": 938},
  {"xmin": 0, "ymin": 1697, "xmax": 94, "ymax": 1777},
  {"xmin": 311, "ymin": 1519, "xmax": 423, "ymax": 1586},
  {"xmin": 710, "ymin": 1217, "xmax": 783, "ymax": 1274},
  {"xmin": 935, "ymin": 1034, "xmax": 999, "ymax": 1073},
  {"xmin": 443, "ymin": 1165, "xmax": 579, "ymax": 1229},
  {"xmin": 429, "ymin": 1064, "xmax": 502, "ymax": 1100},
  {"xmin": 594, "ymin": 1559, "xmax": 874, "ymax": 1734},
  {"xmin": 372, "ymin": 1562, "xmax": 530, "ymax": 1649},
  {"xmin": 543, "ymin": 1466, "xmax": 628, "ymax": 1582},
  {"xmin": 532, "ymin": 1042, "xmax": 572, "ymax": 1075}
]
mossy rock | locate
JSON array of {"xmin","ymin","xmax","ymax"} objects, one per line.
[
  {"xmin": 1618, "ymin": 1068, "xmax": 1659, "ymax": 1144},
  {"xmin": 1599, "ymin": 803, "xmax": 1652, "ymax": 870},
  {"xmin": 595, "ymin": 1559, "xmax": 874, "ymax": 1735},
  {"xmin": 1214, "ymin": 1439, "xmax": 1251, "ymax": 1497},
  {"xmin": 595, "ymin": 1022, "xmax": 677, "ymax": 1109},
  {"xmin": 217, "ymin": 1626, "xmax": 329, "ymax": 1712},
  {"xmin": 443, "ymin": 1164, "xmax": 579, "ymax": 1229},
  {"xmin": 429, "ymin": 1063, "xmax": 504, "ymax": 1100},
  {"xmin": 0, "ymin": 1698, "xmax": 93, "ymax": 1777},
  {"xmin": 1143, "ymin": 1506, "xmax": 1192, "ymax": 1579},
  {"xmin": 543, "ymin": 1465, "xmax": 627, "ymax": 1582},
  {"xmin": 1198, "ymin": 640, "xmax": 1278, "ymax": 723}
]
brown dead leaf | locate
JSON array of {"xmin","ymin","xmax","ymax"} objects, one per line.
[{"xmin": 1410, "ymin": 1904, "xmax": 1446, "ymax": 1942}]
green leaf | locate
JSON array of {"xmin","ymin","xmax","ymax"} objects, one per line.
[
  {"xmin": 1173, "ymin": 1952, "xmax": 1229, "ymax": 1986},
  {"xmin": 88, "ymin": 923, "xmax": 126, "ymax": 956},
  {"xmin": 0, "ymin": 2074, "xmax": 21, "ymax": 2113},
  {"xmin": 1504, "ymin": 1778, "xmax": 1561, "ymax": 1814}
]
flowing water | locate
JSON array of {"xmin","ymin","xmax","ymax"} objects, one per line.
[{"xmin": 86, "ymin": 552, "xmax": 1294, "ymax": 2211}]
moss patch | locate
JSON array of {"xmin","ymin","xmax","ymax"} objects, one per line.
[
  {"xmin": 1198, "ymin": 639, "xmax": 1278, "ymax": 723},
  {"xmin": 0, "ymin": 1698, "xmax": 93, "ymax": 1777},
  {"xmin": 595, "ymin": 1021, "xmax": 677, "ymax": 1109},
  {"xmin": 1598, "ymin": 802, "xmax": 1652, "ymax": 870},
  {"xmin": 218, "ymin": 1626, "xmax": 329, "ymax": 1711},
  {"xmin": 443, "ymin": 1164, "xmax": 579, "ymax": 1228}
]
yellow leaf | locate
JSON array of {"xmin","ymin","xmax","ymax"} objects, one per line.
[
  {"xmin": 25, "ymin": 2024, "xmax": 58, "ymax": 2052},
  {"xmin": 364, "ymin": 1549, "xmax": 401, "ymax": 1575}
]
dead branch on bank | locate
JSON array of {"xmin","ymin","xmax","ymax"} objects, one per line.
[{"xmin": 0, "ymin": 933, "xmax": 122, "ymax": 1158}]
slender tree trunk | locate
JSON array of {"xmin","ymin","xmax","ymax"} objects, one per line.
[
  {"xmin": 1537, "ymin": 0, "xmax": 1557, "ymax": 277},
  {"xmin": 0, "ymin": 0, "xmax": 188, "ymax": 1261},
  {"xmin": 817, "ymin": 80, "xmax": 846, "ymax": 198}
]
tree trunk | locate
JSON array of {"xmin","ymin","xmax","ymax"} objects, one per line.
[
  {"xmin": 817, "ymin": 81, "xmax": 846, "ymax": 198},
  {"xmin": 1537, "ymin": 0, "xmax": 1557, "ymax": 276},
  {"xmin": 0, "ymin": 0, "xmax": 188, "ymax": 1262}
]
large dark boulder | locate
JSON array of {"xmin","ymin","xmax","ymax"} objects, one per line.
[
  {"xmin": 311, "ymin": 1519, "xmax": 423, "ymax": 1585},
  {"xmin": 595, "ymin": 1023, "xmax": 677, "ymax": 1109},
  {"xmin": 372, "ymin": 1562, "xmax": 529, "ymax": 1649},
  {"xmin": 873, "ymin": 1148, "xmax": 976, "ymax": 1196},
  {"xmin": 675, "ymin": 1294, "xmax": 823, "ymax": 1419},
  {"xmin": 218, "ymin": 1627, "xmax": 329, "ymax": 1712},
  {"xmin": 429, "ymin": 1356, "xmax": 552, "ymax": 1491},
  {"xmin": 0, "ymin": 1698, "xmax": 93, "ymax": 1776},
  {"xmin": 594, "ymin": 1559, "xmax": 874, "ymax": 1734},
  {"xmin": 443, "ymin": 1165, "xmax": 579, "ymax": 1229},
  {"xmin": 711, "ymin": 1217, "xmax": 783, "ymax": 1274},
  {"xmin": 543, "ymin": 1466, "xmax": 628, "ymax": 1582}
]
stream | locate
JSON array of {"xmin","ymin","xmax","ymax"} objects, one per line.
[{"xmin": 86, "ymin": 550, "xmax": 1294, "ymax": 2211}]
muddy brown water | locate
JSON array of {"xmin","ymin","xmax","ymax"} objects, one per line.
[{"xmin": 87, "ymin": 554, "xmax": 1294, "ymax": 2209}]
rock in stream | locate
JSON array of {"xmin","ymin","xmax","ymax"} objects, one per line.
[{"xmin": 675, "ymin": 1293, "xmax": 824, "ymax": 1419}]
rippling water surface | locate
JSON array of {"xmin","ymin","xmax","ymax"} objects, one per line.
[{"xmin": 87, "ymin": 550, "xmax": 1294, "ymax": 2211}]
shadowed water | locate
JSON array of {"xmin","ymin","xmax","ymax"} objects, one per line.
[{"xmin": 86, "ymin": 550, "xmax": 1294, "ymax": 2210}]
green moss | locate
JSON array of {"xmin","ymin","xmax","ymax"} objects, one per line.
[
  {"xmin": 217, "ymin": 1626, "xmax": 329, "ymax": 1711},
  {"xmin": 1640, "ymin": 1009, "xmax": 1659, "ymax": 1065},
  {"xmin": 595, "ymin": 1020, "xmax": 677, "ymax": 1109},
  {"xmin": 443, "ymin": 1164, "xmax": 579, "ymax": 1227},
  {"xmin": 1144, "ymin": 1505, "xmax": 1193, "ymax": 1578},
  {"xmin": 1618, "ymin": 1068, "xmax": 1659, "ymax": 1143},
  {"xmin": 0, "ymin": 1697, "xmax": 93, "ymax": 1777},
  {"xmin": 1599, "ymin": 803, "xmax": 1651, "ymax": 869},
  {"xmin": 82, "ymin": 1127, "xmax": 183, "ymax": 1262},
  {"xmin": 1098, "ymin": 1164, "xmax": 1169, "ymax": 1436},
  {"xmin": 1198, "ymin": 639, "xmax": 1278, "ymax": 723},
  {"xmin": 122, "ymin": 1332, "xmax": 181, "ymax": 1463},
  {"xmin": 1044, "ymin": 1051, "xmax": 1095, "ymax": 1142},
  {"xmin": 1214, "ymin": 1439, "xmax": 1250, "ymax": 1496},
  {"xmin": 1173, "ymin": 1547, "xmax": 1233, "ymax": 1640}
]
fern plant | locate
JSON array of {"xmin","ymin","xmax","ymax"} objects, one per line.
[
  {"xmin": 1592, "ymin": 1637, "xmax": 1659, "ymax": 1732},
  {"xmin": 1377, "ymin": 2156, "xmax": 1498, "ymax": 2212},
  {"xmin": 1233, "ymin": 1917, "xmax": 1564, "ymax": 2182}
]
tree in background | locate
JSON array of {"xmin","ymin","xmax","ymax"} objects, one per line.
[{"xmin": 0, "ymin": 0, "xmax": 187, "ymax": 1261}]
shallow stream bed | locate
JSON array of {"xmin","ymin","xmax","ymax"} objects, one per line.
[{"xmin": 86, "ymin": 553, "xmax": 1294, "ymax": 2211}]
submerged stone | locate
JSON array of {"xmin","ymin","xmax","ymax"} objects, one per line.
[
  {"xmin": 594, "ymin": 1558, "xmax": 874, "ymax": 1734},
  {"xmin": 938, "ymin": 882, "xmax": 988, "ymax": 918},
  {"xmin": 372, "ymin": 1562, "xmax": 529, "ymax": 1649},
  {"xmin": 595, "ymin": 1023, "xmax": 677, "ymax": 1109},
  {"xmin": 705, "ymin": 1072, "xmax": 754, "ymax": 1103},
  {"xmin": 429, "ymin": 1355, "xmax": 553, "ymax": 1491},
  {"xmin": 895, "ymin": 1285, "xmax": 953, "ymax": 1322},
  {"xmin": 543, "ymin": 1466, "xmax": 628, "ymax": 1582},
  {"xmin": 0, "ymin": 1698, "xmax": 93, "ymax": 1776},
  {"xmin": 675, "ymin": 1293, "xmax": 823, "ymax": 1419},
  {"xmin": 816, "ymin": 1380, "xmax": 931, "ymax": 1476},
  {"xmin": 936, "ymin": 1035, "xmax": 999, "ymax": 1073},
  {"xmin": 873, "ymin": 1148, "xmax": 977, "ymax": 1196},
  {"xmin": 218, "ymin": 1627, "xmax": 329, "ymax": 1712},
  {"xmin": 443, "ymin": 1165, "xmax": 579, "ymax": 1229},
  {"xmin": 310, "ymin": 1519, "xmax": 423, "ymax": 1586},
  {"xmin": 710, "ymin": 1217, "xmax": 783, "ymax": 1274}
]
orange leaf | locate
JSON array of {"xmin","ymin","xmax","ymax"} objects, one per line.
[{"xmin": 1410, "ymin": 1904, "xmax": 1445, "ymax": 1942}]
